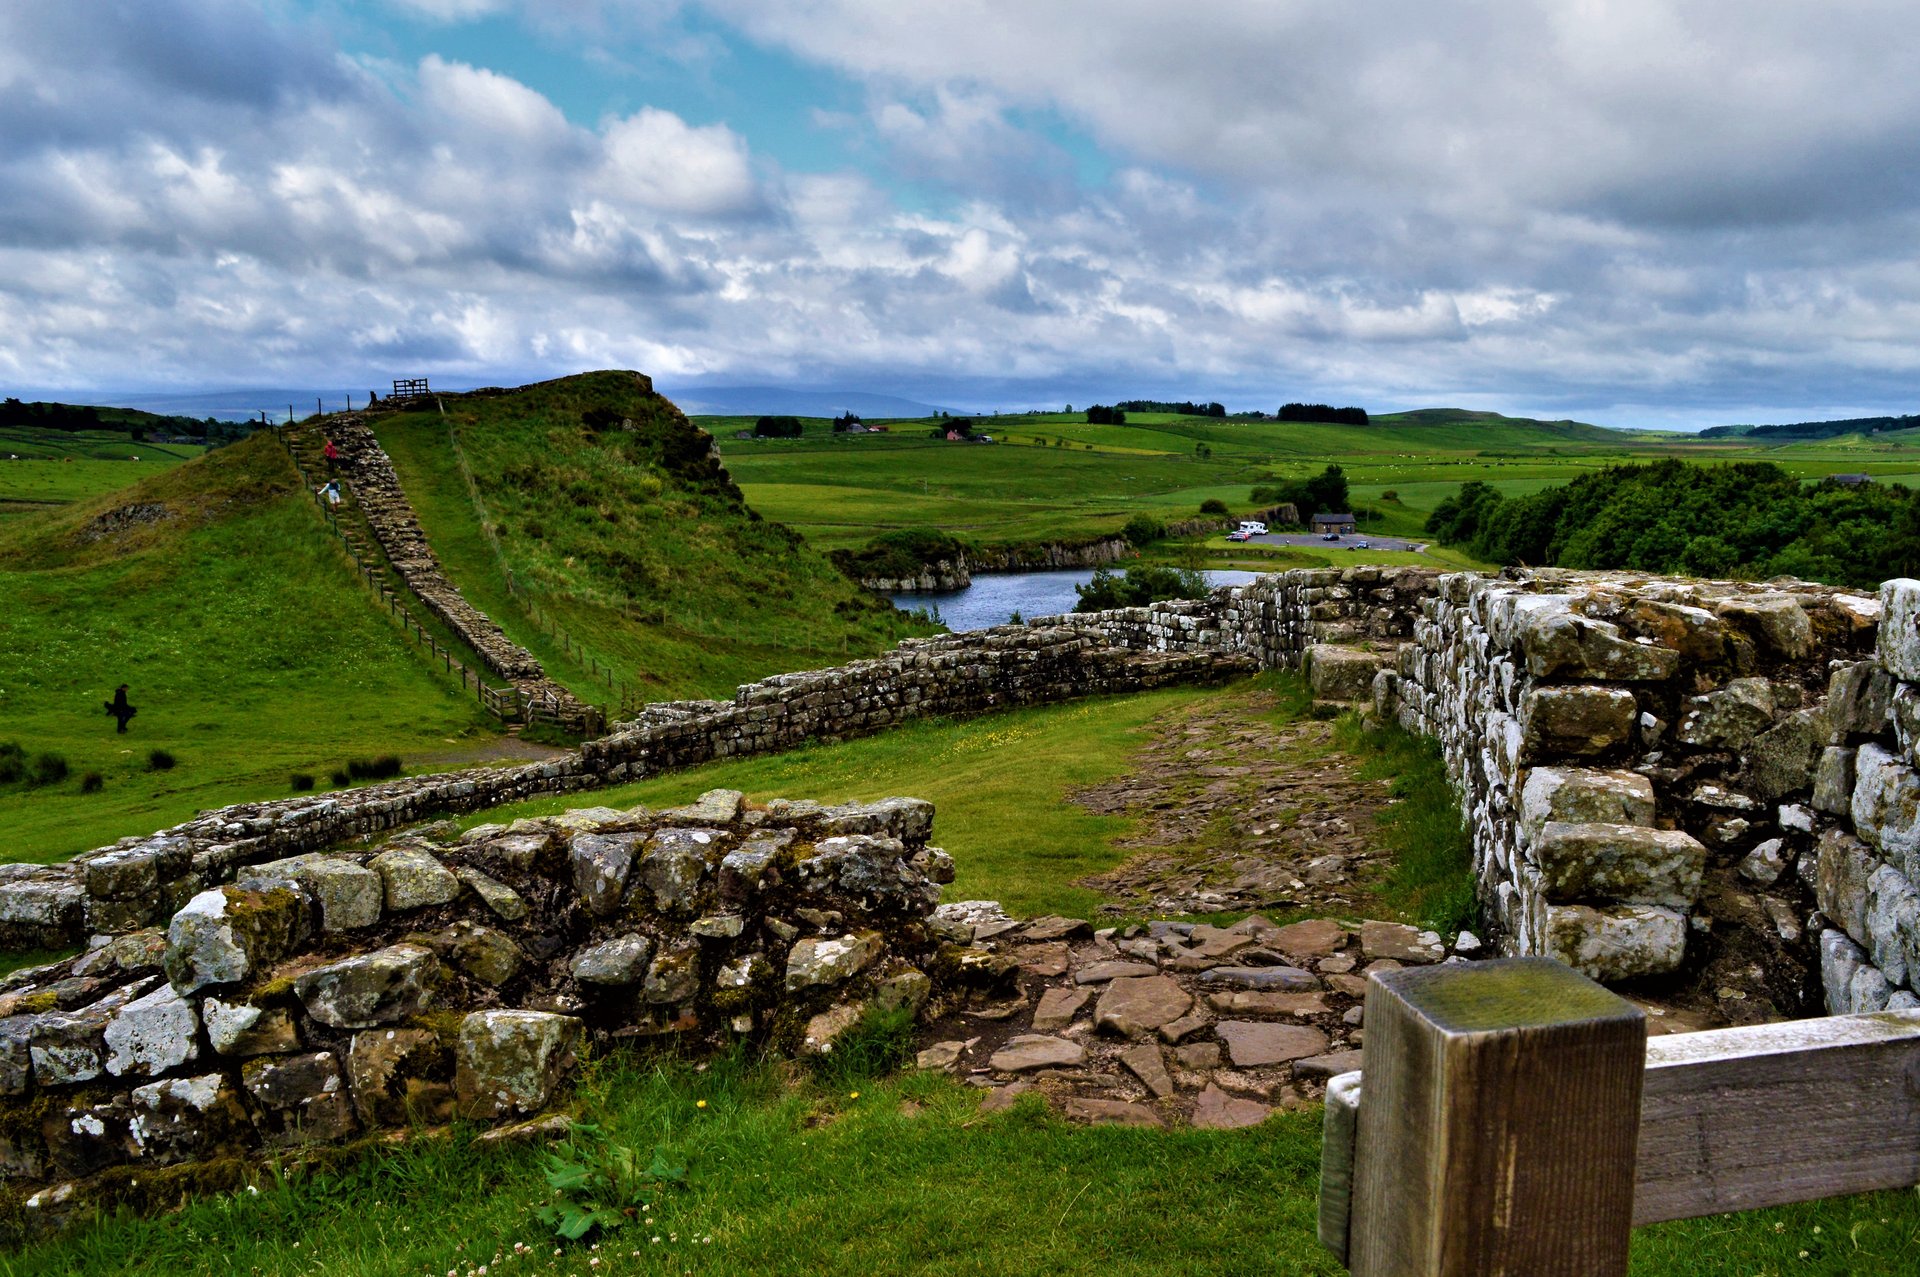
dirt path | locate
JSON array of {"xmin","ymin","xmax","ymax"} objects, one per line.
[
  {"xmin": 407, "ymin": 736, "xmax": 575, "ymax": 769},
  {"xmin": 1072, "ymin": 687, "xmax": 1396, "ymax": 919}
]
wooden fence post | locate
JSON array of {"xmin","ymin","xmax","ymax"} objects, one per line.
[{"xmin": 1347, "ymin": 958, "xmax": 1646, "ymax": 1277}]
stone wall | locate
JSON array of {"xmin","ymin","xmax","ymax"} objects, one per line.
[
  {"xmin": 0, "ymin": 630, "xmax": 1250, "ymax": 953},
  {"xmin": 0, "ymin": 792, "xmax": 1017, "ymax": 1228},
  {"xmin": 15, "ymin": 563, "xmax": 1920, "ymax": 1019}
]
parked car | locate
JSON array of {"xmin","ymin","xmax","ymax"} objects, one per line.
[
  {"xmin": 1227, "ymin": 529, "xmax": 1254, "ymax": 542},
  {"xmin": 1322, "ymin": 532, "xmax": 1341, "ymax": 541},
  {"xmin": 1355, "ymin": 540, "xmax": 1371, "ymax": 549}
]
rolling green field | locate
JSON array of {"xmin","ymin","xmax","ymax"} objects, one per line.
[
  {"xmin": 0, "ymin": 428, "xmax": 204, "ymax": 525},
  {"xmin": 706, "ymin": 409, "xmax": 1920, "ymax": 571},
  {"xmin": 0, "ymin": 434, "xmax": 497, "ymax": 864}
]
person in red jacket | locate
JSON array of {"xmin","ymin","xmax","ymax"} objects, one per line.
[{"xmin": 323, "ymin": 438, "xmax": 340, "ymax": 472}]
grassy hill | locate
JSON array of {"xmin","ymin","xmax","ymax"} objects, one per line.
[
  {"xmin": 0, "ymin": 426, "xmax": 206, "ymax": 527},
  {"xmin": 0, "ymin": 433, "xmax": 496, "ymax": 864},
  {"xmin": 368, "ymin": 372, "xmax": 937, "ymax": 701}
]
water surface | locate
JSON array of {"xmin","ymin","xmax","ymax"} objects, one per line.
[{"xmin": 890, "ymin": 568, "xmax": 1263, "ymax": 632}]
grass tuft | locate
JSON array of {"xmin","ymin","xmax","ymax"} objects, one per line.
[{"xmin": 1333, "ymin": 711, "xmax": 1479, "ymax": 935}]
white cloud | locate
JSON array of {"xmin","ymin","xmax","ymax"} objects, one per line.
[{"xmin": 597, "ymin": 108, "xmax": 759, "ymax": 215}]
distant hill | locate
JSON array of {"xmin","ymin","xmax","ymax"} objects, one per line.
[
  {"xmin": 659, "ymin": 384, "xmax": 956, "ymax": 418},
  {"xmin": 1699, "ymin": 414, "xmax": 1920, "ymax": 441},
  {"xmin": 1372, "ymin": 408, "xmax": 1620, "ymax": 441}
]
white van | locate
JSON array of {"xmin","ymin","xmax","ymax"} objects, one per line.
[{"xmin": 1238, "ymin": 521, "xmax": 1268, "ymax": 536}]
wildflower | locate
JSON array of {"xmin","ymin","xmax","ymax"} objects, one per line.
[
  {"xmin": 696, "ymin": 1100, "xmax": 707, "ymax": 1109},
  {"xmin": 849, "ymin": 1091, "xmax": 860, "ymax": 1100}
]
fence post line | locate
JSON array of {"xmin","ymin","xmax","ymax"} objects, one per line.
[{"xmin": 1345, "ymin": 958, "xmax": 1645, "ymax": 1277}]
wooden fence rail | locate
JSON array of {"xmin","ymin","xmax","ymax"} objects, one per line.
[
  {"xmin": 1318, "ymin": 958, "xmax": 1920, "ymax": 1276},
  {"xmin": 274, "ymin": 427, "xmax": 524, "ymax": 726}
]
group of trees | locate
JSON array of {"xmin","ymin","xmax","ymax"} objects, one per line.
[
  {"xmin": 1084, "ymin": 405, "xmax": 1127, "ymax": 424},
  {"xmin": 1, "ymin": 397, "xmax": 242, "ymax": 443},
  {"xmin": 751, "ymin": 415, "xmax": 803, "ymax": 438},
  {"xmin": 1277, "ymin": 403, "xmax": 1369, "ymax": 425},
  {"xmin": 1115, "ymin": 399, "xmax": 1227, "ymax": 418},
  {"xmin": 1698, "ymin": 414, "xmax": 1920, "ymax": 441},
  {"xmin": 1251, "ymin": 464, "xmax": 1351, "ymax": 517},
  {"xmin": 1073, "ymin": 564, "xmax": 1210, "ymax": 612},
  {"xmin": 830, "ymin": 412, "xmax": 863, "ymax": 433},
  {"xmin": 1424, "ymin": 460, "xmax": 1920, "ymax": 588},
  {"xmin": 928, "ymin": 417, "xmax": 979, "ymax": 438}
]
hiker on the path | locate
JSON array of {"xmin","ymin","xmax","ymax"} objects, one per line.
[
  {"xmin": 104, "ymin": 684, "xmax": 137, "ymax": 734},
  {"xmin": 323, "ymin": 438, "xmax": 340, "ymax": 471},
  {"xmin": 317, "ymin": 479, "xmax": 342, "ymax": 507}
]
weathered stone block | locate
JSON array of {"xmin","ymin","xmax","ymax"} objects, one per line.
[
  {"xmin": 454, "ymin": 1010, "xmax": 580, "ymax": 1119},
  {"xmin": 1520, "ymin": 611, "xmax": 1680, "ymax": 681},
  {"xmin": 794, "ymin": 836, "xmax": 940, "ymax": 913},
  {"xmin": 103, "ymin": 983, "xmax": 198, "ymax": 1079},
  {"xmin": 1863, "ymin": 864, "xmax": 1920, "ymax": 987},
  {"xmin": 1851, "ymin": 743, "xmax": 1920, "ymax": 881},
  {"xmin": 370, "ymin": 848, "xmax": 461, "ymax": 912},
  {"xmin": 1519, "ymin": 767, "xmax": 1655, "ymax": 839},
  {"xmin": 1675, "ymin": 677, "xmax": 1775, "ymax": 749},
  {"xmin": 1531, "ymin": 822, "xmax": 1707, "ymax": 908},
  {"xmin": 347, "ymin": 1027, "xmax": 452, "ymax": 1127},
  {"xmin": 1307, "ymin": 645, "xmax": 1386, "ymax": 702},
  {"xmin": 1816, "ymin": 828, "xmax": 1879, "ymax": 945},
  {"xmin": 643, "ymin": 946, "xmax": 702, "ymax": 1004},
  {"xmin": 1819, "ymin": 928, "xmax": 1871, "ymax": 1017},
  {"xmin": 1828, "ymin": 661, "xmax": 1894, "ymax": 735},
  {"xmin": 570, "ymin": 933, "xmax": 653, "ymax": 986},
  {"xmin": 1878, "ymin": 579, "xmax": 1920, "ymax": 680},
  {"xmin": 432, "ymin": 922, "xmax": 525, "ymax": 987},
  {"xmin": 201, "ymin": 998, "xmax": 300, "ymax": 1057},
  {"xmin": 1716, "ymin": 594, "xmax": 1814, "ymax": 659},
  {"xmin": 1518, "ymin": 686, "xmax": 1636, "ymax": 759},
  {"xmin": 785, "ymin": 932, "xmax": 883, "ymax": 991},
  {"xmin": 164, "ymin": 885, "xmax": 306, "ymax": 994},
  {"xmin": 1746, "ymin": 708, "xmax": 1826, "ymax": 802},
  {"xmin": 455, "ymin": 866, "xmax": 529, "ymax": 922},
  {"xmin": 293, "ymin": 944, "xmax": 436, "ymax": 1029},
  {"xmin": 242, "ymin": 1051, "xmax": 358, "ymax": 1144},
  {"xmin": 1545, "ymin": 902, "xmax": 1686, "ymax": 979},
  {"xmin": 1813, "ymin": 746, "xmax": 1857, "ymax": 815},
  {"xmin": 240, "ymin": 856, "xmax": 381, "ymax": 932},
  {"xmin": 637, "ymin": 830, "xmax": 715, "ymax": 914},
  {"xmin": 568, "ymin": 832, "xmax": 642, "ymax": 918},
  {"xmin": 128, "ymin": 1073, "xmax": 249, "ymax": 1166}
]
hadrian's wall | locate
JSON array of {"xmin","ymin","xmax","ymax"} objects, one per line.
[
  {"xmin": 12, "ymin": 565, "xmax": 1920, "ymax": 1020},
  {"xmin": 0, "ymin": 629, "xmax": 1249, "ymax": 952}
]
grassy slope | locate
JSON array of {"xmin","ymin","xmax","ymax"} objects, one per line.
[
  {"xmin": 372, "ymin": 373, "xmax": 936, "ymax": 702},
  {"xmin": 0, "ymin": 434, "xmax": 494, "ymax": 863}
]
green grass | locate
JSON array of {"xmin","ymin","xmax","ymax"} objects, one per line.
[
  {"xmin": 368, "ymin": 374, "xmax": 937, "ymax": 703},
  {"xmin": 8, "ymin": 1045, "xmax": 1915, "ymax": 1275},
  {"xmin": 0, "ymin": 427, "xmax": 204, "ymax": 509},
  {"xmin": 1334, "ymin": 713, "xmax": 1478, "ymax": 935},
  {"xmin": 704, "ymin": 409, "xmax": 1920, "ymax": 573},
  {"xmin": 0, "ymin": 433, "xmax": 498, "ymax": 864},
  {"xmin": 466, "ymin": 683, "xmax": 1226, "ymax": 918}
]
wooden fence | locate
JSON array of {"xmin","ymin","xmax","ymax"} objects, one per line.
[
  {"xmin": 1317, "ymin": 957, "xmax": 1920, "ymax": 1275},
  {"xmin": 275, "ymin": 427, "xmax": 523, "ymax": 726}
]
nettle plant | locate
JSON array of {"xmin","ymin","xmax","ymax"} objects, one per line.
[{"xmin": 536, "ymin": 1123, "xmax": 687, "ymax": 1242}]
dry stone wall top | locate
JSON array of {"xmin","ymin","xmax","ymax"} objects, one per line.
[{"xmin": 0, "ymin": 792, "xmax": 1016, "ymax": 1227}]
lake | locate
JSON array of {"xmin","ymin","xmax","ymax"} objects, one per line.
[{"xmin": 889, "ymin": 568, "xmax": 1265, "ymax": 632}]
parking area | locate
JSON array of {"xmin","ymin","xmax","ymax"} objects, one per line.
[{"xmin": 1231, "ymin": 531, "xmax": 1427, "ymax": 552}]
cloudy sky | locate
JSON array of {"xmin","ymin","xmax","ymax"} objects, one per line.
[{"xmin": 5, "ymin": 1, "xmax": 1919, "ymax": 426}]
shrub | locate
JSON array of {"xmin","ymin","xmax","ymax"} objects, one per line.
[
  {"xmin": 330, "ymin": 769, "xmax": 352, "ymax": 788},
  {"xmin": 1074, "ymin": 564, "xmax": 1210, "ymax": 611},
  {"xmin": 751, "ymin": 415, "xmax": 802, "ymax": 439},
  {"xmin": 1199, "ymin": 498, "xmax": 1229, "ymax": 515},
  {"xmin": 290, "ymin": 773, "xmax": 316, "ymax": 792},
  {"xmin": 342, "ymin": 755, "xmax": 403, "ymax": 782},
  {"xmin": 79, "ymin": 771, "xmax": 104, "ymax": 794},
  {"xmin": 1120, "ymin": 514, "xmax": 1166, "ymax": 547},
  {"xmin": 29, "ymin": 752, "xmax": 68, "ymax": 787},
  {"xmin": 147, "ymin": 749, "xmax": 177, "ymax": 771},
  {"xmin": 0, "ymin": 743, "xmax": 23, "ymax": 786}
]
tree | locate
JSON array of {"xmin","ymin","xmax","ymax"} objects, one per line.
[
  {"xmin": 1086, "ymin": 405, "xmax": 1127, "ymax": 425},
  {"xmin": 752, "ymin": 416, "xmax": 802, "ymax": 438}
]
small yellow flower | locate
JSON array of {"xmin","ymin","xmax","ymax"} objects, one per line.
[
  {"xmin": 696, "ymin": 1099, "xmax": 707, "ymax": 1109},
  {"xmin": 849, "ymin": 1091, "xmax": 860, "ymax": 1100}
]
